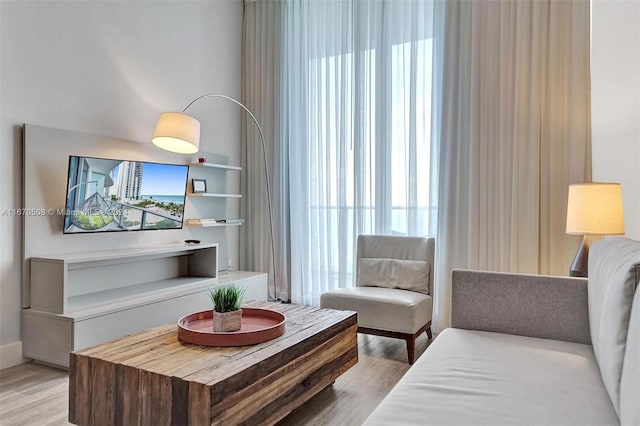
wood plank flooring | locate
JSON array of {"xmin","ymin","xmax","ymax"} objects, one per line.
[{"xmin": 1, "ymin": 333, "xmax": 433, "ymax": 426}]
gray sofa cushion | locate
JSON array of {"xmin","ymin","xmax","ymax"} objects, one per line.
[
  {"xmin": 451, "ymin": 270, "xmax": 591, "ymax": 344},
  {"xmin": 620, "ymin": 272, "xmax": 640, "ymax": 426},
  {"xmin": 364, "ymin": 328, "xmax": 619, "ymax": 426},
  {"xmin": 588, "ymin": 237, "xmax": 640, "ymax": 415}
]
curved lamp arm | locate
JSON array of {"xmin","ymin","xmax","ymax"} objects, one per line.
[{"xmin": 153, "ymin": 94, "xmax": 279, "ymax": 301}]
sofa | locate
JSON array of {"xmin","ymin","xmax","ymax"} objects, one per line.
[{"xmin": 364, "ymin": 237, "xmax": 640, "ymax": 426}]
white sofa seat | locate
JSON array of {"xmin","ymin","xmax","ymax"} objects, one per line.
[
  {"xmin": 365, "ymin": 328, "xmax": 618, "ymax": 426},
  {"xmin": 320, "ymin": 287, "xmax": 432, "ymax": 334}
]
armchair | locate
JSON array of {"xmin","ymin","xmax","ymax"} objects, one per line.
[{"xmin": 321, "ymin": 235, "xmax": 435, "ymax": 364}]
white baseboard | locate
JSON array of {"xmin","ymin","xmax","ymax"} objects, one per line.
[{"xmin": 0, "ymin": 341, "xmax": 28, "ymax": 370}]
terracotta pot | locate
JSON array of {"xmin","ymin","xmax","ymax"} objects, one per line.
[{"xmin": 213, "ymin": 309, "xmax": 242, "ymax": 332}]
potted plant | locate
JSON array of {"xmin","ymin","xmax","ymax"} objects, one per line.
[{"xmin": 209, "ymin": 284, "xmax": 246, "ymax": 332}]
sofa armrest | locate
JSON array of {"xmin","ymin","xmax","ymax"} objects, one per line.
[{"xmin": 451, "ymin": 269, "xmax": 591, "ymax": 344}]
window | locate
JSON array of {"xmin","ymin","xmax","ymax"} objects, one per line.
[{"xmin": 286, "ymin": 0, "xmax": 441, "ymax": 305}]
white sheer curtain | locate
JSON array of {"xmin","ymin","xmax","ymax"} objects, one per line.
[
  {"xmin": 282, "ymin": 0, "xmax": 445, "ymax": 306},
  {"xmin": 434, "ymin": 0, "xmax": 592, "ymax": 331}
]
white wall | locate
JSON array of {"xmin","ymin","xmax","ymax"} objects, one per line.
[
  {"xmin": 591, "ymin": 0, "xmax": 640, "ymax": 240},
  {"xmin": 0, "ymin": 1, "xmax": 243, "ymax": 363}
]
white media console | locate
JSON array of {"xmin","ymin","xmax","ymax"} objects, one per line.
[{"xmin": 22, "ymin": 242, "xmax": 267, "ymax": 367}]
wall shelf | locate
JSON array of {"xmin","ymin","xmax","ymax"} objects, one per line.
[
  {"xmin": 186, "ymin": 158, "xmax": 243, "ymax": 228},
  {"xmin": 188, "ymin": 192, "xmax": 242, "ymax": 199},
  {"xmin": 186, "ymin": 219, "xmax": 244, "ymax": 227},
  {"xmin": 189, "ymin": 162, "xmax": 242, "ymax": 171}
]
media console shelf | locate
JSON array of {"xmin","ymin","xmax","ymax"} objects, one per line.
[
  {"xmin": 23, "ymin": 242, "xmax": 268, "ymax": 367},
  {"xmin": 30, "ymin": 242, "xmax": 219, "ymax": 314}
]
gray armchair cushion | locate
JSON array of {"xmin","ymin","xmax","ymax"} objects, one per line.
[
  {"xmin": 358, "ymin": 258, "xmax": 430, "ymax": 294},
  {"xmin": 321, "ymin": 287, "xmax": 432, "ymax": 334},
  {"xmin": 357, "ymin": 235, "xmax": 435, "ymax": 296}
]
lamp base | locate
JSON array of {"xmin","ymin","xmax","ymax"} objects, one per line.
[{"xmin": 569, "ymin": 235, "xmax": 602, "ymax": 277}]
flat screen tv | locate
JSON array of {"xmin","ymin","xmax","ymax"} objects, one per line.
[{"xmin": 63, "ymin": 156, "xmax": 189, "ymax": 234}]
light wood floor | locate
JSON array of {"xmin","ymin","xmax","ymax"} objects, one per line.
[{"xmin": 0, "ymin": 333, "xmax": 433, "ymax": 426}]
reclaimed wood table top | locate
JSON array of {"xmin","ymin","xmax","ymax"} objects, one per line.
[{"xmin": 69, "ymin": 302, "xmax": 358, "ymax": 426}]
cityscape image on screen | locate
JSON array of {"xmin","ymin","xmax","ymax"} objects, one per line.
[{"xmin": 64, "ymin": 156, "xmax": 189, "ymax": 233}]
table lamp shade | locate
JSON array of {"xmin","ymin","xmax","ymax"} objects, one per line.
[
  {"xmin": 152, "ymin": 112, "xmax": 201, "ymax": 154},
  {"xmin": 566, "ymin": 183, "xmax": 625, "ymax": 235}
]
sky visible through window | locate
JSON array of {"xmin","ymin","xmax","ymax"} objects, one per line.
[{"xmin": 110, "ymin": 162, "xmax": 188, "ymax": 196}]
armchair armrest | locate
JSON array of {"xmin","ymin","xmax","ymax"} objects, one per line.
[{"xmin": 451, "ymin": 269, "xmax": 591, "ymax": 344}]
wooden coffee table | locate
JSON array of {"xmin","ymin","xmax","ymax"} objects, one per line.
[{"xmin": 68, "ymin": 302, "xmax": 357, "ymax": 425}]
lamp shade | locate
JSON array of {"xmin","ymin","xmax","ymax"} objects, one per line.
[
  {"xmin": 152, "ymin": 112, "xmax": 201, "ymax": 154},
  {"xmin": 566, "ymin": 183, "xmax": 625, "ymax": 235}
]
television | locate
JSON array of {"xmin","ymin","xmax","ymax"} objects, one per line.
[{"xmin": 63, "ymin": 156, "xmax": 189, "ymax": 234}]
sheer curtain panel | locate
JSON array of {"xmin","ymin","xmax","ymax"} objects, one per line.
[{"xmin": 283, "ymin": 0, "xmax": 445, "ymax": 306}]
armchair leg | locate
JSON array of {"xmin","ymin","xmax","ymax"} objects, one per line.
[
  {"xmin": 426, "ymin": 327, "xmax": 432, "ymax": 339},
  {"xmin": 358, "ymin": 323, "xmax": 431, "ymax": 365},
  {"xmin": 406, "ymin": 337, "xmax": 416, "ymax": 364}
]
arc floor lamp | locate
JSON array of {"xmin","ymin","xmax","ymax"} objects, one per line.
[{"xmin": 151, "ymin": 94, "xmax": 279, "ymax": 301}]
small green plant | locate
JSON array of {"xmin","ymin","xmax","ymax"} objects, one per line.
[{"xmin": 209, "ymin": 284, "xmax": 245, "ymax": 313}]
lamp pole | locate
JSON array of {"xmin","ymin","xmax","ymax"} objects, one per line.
[{"xmin": 182, "ymin": 94, "xmax": 278, "ymax": 302}]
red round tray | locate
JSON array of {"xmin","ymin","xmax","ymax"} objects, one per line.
[{"xmin": 177, "ymin": 307, "xmax": 286, "ymax": 346}]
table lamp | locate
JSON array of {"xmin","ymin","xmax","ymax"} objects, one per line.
[{"xmin": 566, "ymin": 183, "xmax": 625, "ymax": 277}]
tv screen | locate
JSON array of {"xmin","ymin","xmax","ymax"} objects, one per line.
[{"xmin": 63, "ymin": 156, "xmax": 189, "ymax": 234}]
